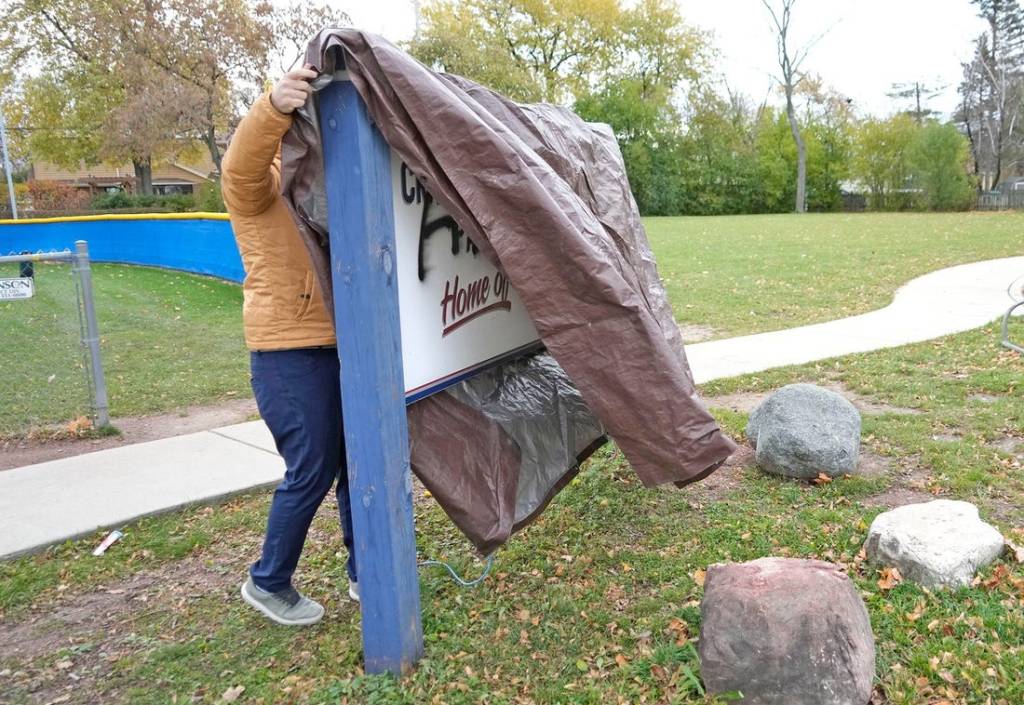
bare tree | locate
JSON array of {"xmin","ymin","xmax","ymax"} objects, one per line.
[
  {"xmin": 958, "ymin": 0, "xmax": 1024, "ymax": 189},
  {"xmin": 761, "ymin": 0, "xmax": 813, "ymax": 213}
]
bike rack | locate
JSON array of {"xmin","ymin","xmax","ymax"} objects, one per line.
[{"xmin": 1001, "ymin": 277, "xmax": 1024, "ymax": 354}]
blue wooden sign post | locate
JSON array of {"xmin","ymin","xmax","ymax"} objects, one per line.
[{"xmin": 319, "ymin": 77, "xmax": 424, "ymax": 675}]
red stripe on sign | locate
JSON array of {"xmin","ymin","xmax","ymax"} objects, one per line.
[{"xmin": 441, "ymin": 301, "xmax": 512, "ymax": 337}]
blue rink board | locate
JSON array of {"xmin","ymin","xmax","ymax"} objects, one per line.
[{"xmin": 0, "ymin": 217, "xmax": 244, "ymax": 283}]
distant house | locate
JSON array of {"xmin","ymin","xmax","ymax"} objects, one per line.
[
  {"xmin": 30, "ymin": 154, "xmax": 218, "ymax": 196},
  {"xmin": 993, "ymin": 176, "xmax": 1024, "ymax": 193}
]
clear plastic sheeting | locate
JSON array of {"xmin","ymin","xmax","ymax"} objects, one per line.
[{"xmin": 446, "ymin": 353, "xmax": 605, "ymax": 528}]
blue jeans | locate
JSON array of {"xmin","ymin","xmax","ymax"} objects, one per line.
[{"xmin": 249, "ymin": 348, "xmax": 356, "ymax": 593}]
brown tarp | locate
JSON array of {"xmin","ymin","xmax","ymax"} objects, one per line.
[{"xmin": 280, "ymin": 29, "xmax": 737, "ymax": 554}]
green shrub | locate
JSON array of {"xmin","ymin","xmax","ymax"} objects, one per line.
[
  {"xmin": 196, "ymin": 181, "xmax": 226, "ymax": 212},
  {"xmin": 91, "ymin": 192, "xmax": 135, "ymax": 210},
  {"xmin": 90, "ymin": 192, "xmax": 196, "ymax": 212}
]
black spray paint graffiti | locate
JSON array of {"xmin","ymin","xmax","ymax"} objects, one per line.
[{"xmin": 401, "ymin": 163, "xmax": 479, "ymax": 281}]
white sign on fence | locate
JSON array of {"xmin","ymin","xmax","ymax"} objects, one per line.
[
  {"xmin": 393, "ymin": 153, "xmax": 541, "ymax": 402},
  {"xmin": 0, "ymin": 277, "xmax": 33, "ymax": 300}
]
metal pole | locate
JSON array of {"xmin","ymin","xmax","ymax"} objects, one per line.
[
  {"xmin": 1001, "ymin": 301, "xmax": 1024, "ymax": 354},
  {"xmin": 0, "ymin": 103, "xmax": 17, "ymax": 219},
  {"xmin": 74, "ymin": 240, "xmax": 110, "ymax": 427}
]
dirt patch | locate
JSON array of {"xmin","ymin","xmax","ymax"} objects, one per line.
[
  {"xmin": 0, "ymin": 552, "xmax": 240, "ymax": 705},
  {"xmin": 860, "ymin": 450, "xmax": 940, "ymax": 509},
  {"xmin": 702, "ymin": 382, "xmax": 922, "ymax": 417},
  {"xmin": 677, "ymin": 443, "xmax": 755, "ymax": 503},
  {"xmin": 862, "ymin": 486, "xmax": 935, "ymax": 509},
  {"xmin": 819, "ymin": 383, "xmax": 923, "ymax": 416},
  {"xmin": 857, "ymin": 450, "xmax": 894, "ymax": 477},
  {"xmin": 703, "ymin": 391, "xmax": 768, "ymax": 414},
  {"xmin": 990, "ymin": 437, "xmax": 1023, "ymax": 456},
  {"xmin": 968, "ymin": 393, "xmax": 1000, "ymax": 404},
  {"xmin": 1, "ymin": 555, "xmax": 237, "ymax": 659},
  {"xmin": 0, "ymin": 398, "xmax": 259, "ymax": 471},
  {"xmin": 678, "ymin": 324, "xmax": 719, "ymax": 343}
]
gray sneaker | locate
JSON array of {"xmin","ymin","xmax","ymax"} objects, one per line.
[{"xmin": 240, "ymin": 577, "xmax": 324, "ymax": 626}]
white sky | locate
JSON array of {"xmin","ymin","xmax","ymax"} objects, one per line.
[{"xmin": 343, "ymin": 0, "xmax": 988, "ymax": 119}]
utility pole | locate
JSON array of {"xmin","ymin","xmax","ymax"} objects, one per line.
[{"xmin": 0, "ymin": 100, "xmax": 17, "ymax": 219}]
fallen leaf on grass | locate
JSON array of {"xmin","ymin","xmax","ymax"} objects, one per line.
[
  {"xmin": 667, "ymin": 617, "xmax": 690, "ymax": 645},
  {"xmin": 692, "ymin": 569, "xmax": 706, "ymax": 587},
  {"xmin": 812, "ymin": 473, "xmax": 833, "ymax": 485},
  {"xmin": 1005, "ymin": 540, "xmax": 1024, "ymax": 564},
  {"xmin": 614, "ymin": 653, "xmax": 629, "ymax": 668},
  {"xmin": 905, "ymin": 601, "xmax": 926, "ymax": 622},
  {"xmin": 980, "ymin": 564, "xmax": 1011, "ymax": 590},
  {"xmin": 221, "ymin": 685, "xmax": 245, "ymax": 702},
  {"xmin": 877, "ymin": 567, "xmax": 902, "ymax": 590},
  {"xmin": 67, "ymin": 416, "xmax": 93, "ymax": 434}
]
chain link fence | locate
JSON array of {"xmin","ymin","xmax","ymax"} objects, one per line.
[{"xmin": 0, "ymin": 242, "xmax": 109, "ymax": 436}]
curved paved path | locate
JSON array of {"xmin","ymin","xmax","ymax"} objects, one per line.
[
  {"xmin": 687, "ymin": 256, "xmax": 1024, "ymax": 384},
  {"xmin": 1, "ymin": 256, "xmax": 1022, "ymax": 558}
]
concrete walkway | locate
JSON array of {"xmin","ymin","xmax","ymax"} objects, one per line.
[
  {"xmin": 1, "ymin": 256, "xmax": 1022, "ymax": 559},
  {"xmin": 688, "ymin": 256, "xmax": 1024, "ymax": 383}
]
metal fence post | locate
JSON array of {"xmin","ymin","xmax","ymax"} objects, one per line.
[
  {"xmin": 74, "ymin": 240, "xmax": 110, "ymax": 427},
  {"xmin": 319, "ymin": 78, "xmax": 424, "ymax": 674},
  {"xmin": 0, "ymin": 103, "xmax": 17, "ymax": 220}
]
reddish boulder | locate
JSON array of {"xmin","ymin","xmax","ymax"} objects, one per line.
[{"xmin": 698, "ymin": 557, "xmax": 875, "ymax": 705}]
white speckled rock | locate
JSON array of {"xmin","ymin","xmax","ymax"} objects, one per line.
[{"xmin": 864, "ymin": 500, "xmax": 1005, "ymax": 588}]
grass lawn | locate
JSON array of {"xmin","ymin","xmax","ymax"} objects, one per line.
[
  {"xmin": 646, "ymin": 211, "xmax": 1024, "ymax": 337},
  {"xmin": 0, "ymin": 263, "xmax": 249, "ymax": 436},
  {"xmin": 2, "ymin": 212, "xmax": 1021, "ymax": 435},
  {"xmin": 1, "ymin": 321, "xmax": 1021, "ymax": 704}
]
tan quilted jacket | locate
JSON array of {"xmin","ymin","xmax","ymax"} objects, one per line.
[{"xmin": 221, "ymin": 93, "xmax": 334, "ymax": 350}]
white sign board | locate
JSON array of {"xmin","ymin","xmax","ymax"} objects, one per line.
[
  {"xmin": 393, "ymin": 153, "xmax": 541, "ymax": 402},
  {"xmin": 0, "ymin": 277, "xmax": 33, "ymax": 300}
]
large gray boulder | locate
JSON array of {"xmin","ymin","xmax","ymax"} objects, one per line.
[
  {"xmin": 699, "ymin": 557, "xmax": 875, "ymax": 705},
  {"xmin": 746, "ymin": 383, "xmax": 861, "ymax": 478},
  {"xmin": 864, "ymin": 500, "xmax": 1005, "ymax": 588}
]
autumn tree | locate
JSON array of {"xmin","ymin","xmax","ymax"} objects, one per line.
[
  {"xmin": 410, "ymin": 0, "xmax": 626, "ymax": 104},
  {"xmin": 112, "ymin": 0, "xmax": 273, "ymax": 174},
  {"xmin": 0, "ymin": 1, "xmax": 203, "ymax": 193},
  {"xmin": 850, "ymin": 114, "xmax": 918, "ymax": 210},
  {"xmin": 573, "ymin": 1, "xmax": 707, "ymax": 213},
  {"xmin": 103, "ymin": 76, "xmax": 208, "ymax": 194},
  {"xmin": 1, "ymin": 0, "xmax": 284, "ymax": 180},
  {"xmin": 412, "ymin": 0, "xmax": 708, "ymax": 213}
]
